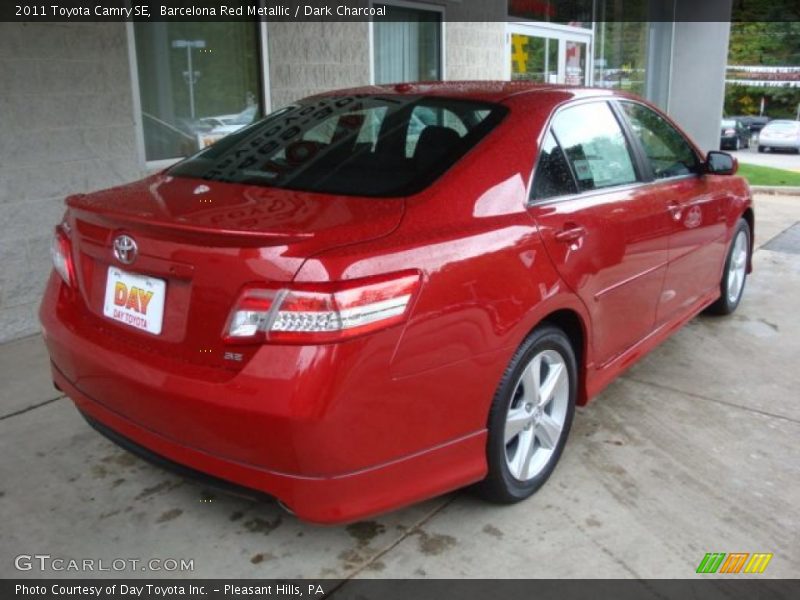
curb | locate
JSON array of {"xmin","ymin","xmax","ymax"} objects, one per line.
[{"xmin": 750, "ymin": 186, "xmax": 800, "ymax": 196}]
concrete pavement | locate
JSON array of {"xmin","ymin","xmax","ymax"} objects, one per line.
[{"xmin": 1, "ymin": 194, "xmax": 798, "ymax": 579}]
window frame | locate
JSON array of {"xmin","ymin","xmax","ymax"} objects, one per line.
[
  {"xmin": 368, "ymin": 0, "xmax": 446, "ymax": 86},
  {"xmin": 126, "ymin": 21, "xmax": 272, "ymax": 171},
  {"xmin": 528, "ymin": 98, "xmax": 648, "ymax": 205}
]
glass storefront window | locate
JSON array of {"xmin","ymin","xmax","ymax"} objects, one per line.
[
  {"xmin": 511, "ymin": 34, "xmax": 559, "ymax": 82},
  {"xmin": 133, "ymin": 23, "xmax": 262, "ymax": 162},
  {"xmin": 565, "ymin": 40, "xmax": 587, "ymax": 85},
  {"xmin": 508, "ymin": 0, "xmax": 594, "ymax": 25},
  {"xmin": 593, "ymin": 21, "xmax": 649, "ymax": 95},
  {"xmin": 373, "ymin": 5, "xmax": 442, "ymax": 84}
]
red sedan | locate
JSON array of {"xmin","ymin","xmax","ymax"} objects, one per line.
[{"xmin": 40, "ymin": 83, "xmax": 753, "ymax": 523}]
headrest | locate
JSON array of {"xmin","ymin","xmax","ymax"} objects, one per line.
[{"xmin": 414, "ymin": 126, "xmax": 462, "ymax": 167}]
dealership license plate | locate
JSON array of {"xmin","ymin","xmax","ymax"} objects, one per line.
[{"xmin": 102, "ymin": 266, "xmax": 166, "ymax": 335}]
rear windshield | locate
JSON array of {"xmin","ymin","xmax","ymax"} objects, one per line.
[
  {"xmin": 169, "ymin": 95, "xmax": 507, "ymax": 197},
  {"xmin": 721, "ymin": 119, "xmax": 735, "ymax": 127},
  {"xmin": 764, "ymin": 121, "xmax": 799, "ymax": 132}
]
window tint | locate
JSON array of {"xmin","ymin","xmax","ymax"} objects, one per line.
[
  {"xmin": 406, "ymin": 105, "xmax": 472, "ymax": 158},
  {"xmin": 551, "ymin": 102, "xmax": 638, "ymax": 191},
  {"xmin": 620, "ymin": 102, "xmax": 700, "ymax": 179},
  {"xmin": 531, "ymin": 132, "xmax": 577, "ymax": 200},
  {"xmin": 169, "ymin": 96, "xmax": 506, "ymax": 197}
]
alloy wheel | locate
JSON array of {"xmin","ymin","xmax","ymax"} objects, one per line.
[
  {"xmin": 727, "ymin": 229, "xmax": 748, "ymax": 304},
  {"xmin": 504, "ymin": 349, "xmax": 569, "ymax": 482}
]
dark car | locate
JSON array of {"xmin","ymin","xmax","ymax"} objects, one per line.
[
  {"xmin": 733, "ymin": 115, "xmax": 771, "ymax": 134},
  {"xmin": 720, "ymin": 118, "xmax": 750, "ymax": 150}
]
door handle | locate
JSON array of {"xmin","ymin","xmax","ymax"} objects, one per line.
[
  {"xmin": 667, "ymin": 201, "xmax": 683, "ymax": 221},
  {"xmin": 554, "ymin": 225, "xmax": 587, "ymax": 243}
]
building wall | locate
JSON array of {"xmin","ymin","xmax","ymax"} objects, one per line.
[
  {"xmin": 0, "ymin": 22, "xmax": 142, "ymax": 343},
  {"xmin": 446, "ymin": 22, "xmax": 507, "ymax": 80},
  {"xmin": 267, "ymin": 22, "xmax": 371, "ymax": 109},
  {"xmin": 666, "ymin": 20, "xmax": 732, "ymax": 153},
  {"xmin": 266, "ymin": 20, "xmax": 507, "ymax": 109}
]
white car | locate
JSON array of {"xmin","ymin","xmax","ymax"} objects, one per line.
[
  {"xmin": 196, "ymin": 105, "xmax": 259, "ymax": 149},
  {"xmin": 758, "ymin": 120, "xmax": 800, "ymax": 153}
]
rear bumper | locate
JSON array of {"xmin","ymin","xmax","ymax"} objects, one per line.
[
  {"xmin": 40, "ymin": 275, "xmax": 491, "ymax": 523},
  {"xmin": 53, "ymin": 363, "xmax": 484, "ymax": 523},
  {"xmin": 758, "ymin": 139, "xmax": 799, "ymax": 149}
]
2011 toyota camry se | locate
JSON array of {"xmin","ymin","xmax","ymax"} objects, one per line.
[{"xmin": 40, "ymin": 82, "xmax": 753, "ymax": 524}]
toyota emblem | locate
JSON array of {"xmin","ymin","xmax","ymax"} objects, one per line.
[{"xmin": 113, "ymin": 234, "xmax": 138, "ymax": 265}]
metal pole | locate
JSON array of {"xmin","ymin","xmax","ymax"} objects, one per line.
[{"xmin": 187, "ymin": 45, "xmax": 195, "ymax": 120}]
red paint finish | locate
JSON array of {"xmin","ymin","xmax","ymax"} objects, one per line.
[{"xmin": 39, "ymin": 83, "xmax": 753, "ymax": 523}]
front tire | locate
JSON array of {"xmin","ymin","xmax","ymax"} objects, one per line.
[
  {"xmin": 758, "ymin": 145, "xmax": 765, "ymax": 153},
  {"xmin": 707, "ymin": 218, "xmax": 750, "ymax": 315},
  {"xmin": 476, "ymin": 325, "xmax": 577, "ymax": 504}
]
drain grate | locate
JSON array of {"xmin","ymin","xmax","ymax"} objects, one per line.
[{"xmin": 763, "ymin": 222, "xmax": 800, "ymax": 255}]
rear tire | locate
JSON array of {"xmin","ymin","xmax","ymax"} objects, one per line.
[
  {"xmin": 476, "ymin": 325, "xmax": 577, "ymax": 504},
  {"xmin": 707, "ymin": 218, "xmax": 750, "ymax": 315},
  {"xmin": 758, "ymin": 145, "xmax": 765, "ymax": 153}
]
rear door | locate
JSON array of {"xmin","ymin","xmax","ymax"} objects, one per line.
[
  {"xmin": 615, "ymin": 101, "xmax": 727, "ymax": 325},
  {"xmin": 528, "ymin": 100, "xmax": 672, "ymax": 366}
]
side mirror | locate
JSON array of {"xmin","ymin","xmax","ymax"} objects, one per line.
[{"xmin": 705, "ymin": 151, "xmax": 737, "ymax": 175}]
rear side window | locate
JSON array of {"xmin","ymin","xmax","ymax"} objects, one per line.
[
  {"xmin": 619, "ymin": 102, "xmax": 700, "ymax": 179},
  {"xmin": 531, "ymin": 132, "xmax": 577, "ymax": 200},
  {"xmin": 169, "ymin": 95, "xmax": 506, "ymax": 197},
  {"xmin": 550, "ymin": 102, "xmax": 638, "ymax": 192},
  {"xmin": 406, "ymin": 106, "xmax": 460, "ymax": 156},
  {"xmin": 764, "ymin": 121, "xmax": 800, "ymax": 133}
]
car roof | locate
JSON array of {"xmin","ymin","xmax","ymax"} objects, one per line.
[
  {"xmin": 306, "ymin": 81, "xmax": 632, "ymax": 104},
  {"xmin": 765, "ymin": 119, "xmax": 800, "ymax": 125}
]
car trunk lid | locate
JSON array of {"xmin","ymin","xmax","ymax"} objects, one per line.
[{"xmin": 63, "ymin": 174, "xmax": 404, "ymax": 372}]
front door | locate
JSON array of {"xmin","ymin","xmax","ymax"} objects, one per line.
[
  {"xmin": 508, "ymin": 23, "xmax": 592, "ymax": 86},
  {"xmin": 615, "ymin": 101, "xmax": 728, "ymax": 324},
  {"xmin": 528, "ymin": 101, "xmax": 671, "ymax": 366}
]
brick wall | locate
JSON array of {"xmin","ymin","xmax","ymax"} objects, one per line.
[
  {"xmin": 446, "ymin": 22, "xmax": 507, "ymax": 81},
  {"xmin": 267, "ymin": 22, "xmax": 371, "ymax": 109},
  {"xmin": 0, "ymin": 22, "xmax": 142, "ymax": 343}
]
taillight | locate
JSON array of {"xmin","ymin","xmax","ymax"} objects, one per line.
[
  {"xmin": 225, "ymin": 271, "xmax": 421, "ymax": 344},
  {"xmin": 50, "ymin": 225, "xmax": 75, "ymax": 286}
]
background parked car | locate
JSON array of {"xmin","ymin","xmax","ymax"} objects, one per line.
[
  {"xmin": 195, "ymin": 105, "xmax": 260, "ymax": 149},
  {"xmin": 730, "ymin": 115, "xmax": 771, "ymax": 134},
  {"xmin": 757, "ymin": 120, "xmax": 800, "ymax": 153},
  {"xmin": 720, "ymin": 118, "xmax": 751, "ymax": 150}
]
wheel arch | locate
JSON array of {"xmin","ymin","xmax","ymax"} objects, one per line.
[
  {"xmin": 537, "ymin": 308, "xmax": 590, "ymax": 406},
  {"xmin": 741, "ymin": 206, "xmax": 755, "ymax": 273}
]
